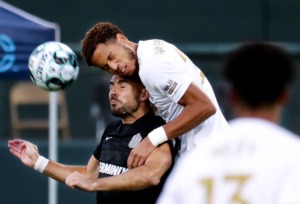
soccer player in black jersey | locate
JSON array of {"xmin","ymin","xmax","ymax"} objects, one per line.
[{"xmin": 8, "ymin": 75, "xmax": 177, "ymax": 204}]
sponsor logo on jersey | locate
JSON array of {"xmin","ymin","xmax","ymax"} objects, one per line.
[
  {"xmin": 99, "ymin": 162, "xmax": 128, "ymax": 176},
  {"xmin": 128, "ymin": 133, "xmax": 142, "ymax": 148},
  {"xmin": 153, "ymin": 40, "xmax": 165, "ymax": 55},
  {"xmin": 163, "ymin": 79, "xmax": 178, "ymax": 94},
  {"xmin": 199, "ymin": 70, "xmax": 206, "ymax": 84}
]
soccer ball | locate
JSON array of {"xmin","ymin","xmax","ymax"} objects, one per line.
[{"xmin": 28, "ymin": 41, "xmax": 79, "ymax": 91}]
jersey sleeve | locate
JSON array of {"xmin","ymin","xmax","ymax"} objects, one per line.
[
  {"xmin": 93, "ymin": 136, "xmax": 104, "ymax": 161},
  {"xmin": 140, "ymin": 54, "xmax": 193, "ymax": 103},
  {"xmin": 93, "ymin": 121, "xmax": 119, "ymax": 160}
]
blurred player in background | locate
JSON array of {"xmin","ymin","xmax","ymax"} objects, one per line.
[
  {"xmin": 8, "ymin": 75, "xmax": 177, "ymax": 204},
  {"xmin": 157, "ymin": 42, "xmax": 300, "ymax": 204},
  {"xmin": 81, "ymin": 22, "xmax": 230, "ymax": 168}
]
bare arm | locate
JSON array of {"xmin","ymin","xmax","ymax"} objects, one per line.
[
  {"xmin": 43, "ymin": 156, "xmax": 98, "ymax": 183},
  {"xmin": 8, "ymin": 139, "xmax": 99, "ymax": 183},
  {"xmin": 128, "ymin": 82, "xmax": 216, "ymax": 168},
  {"xmin": 164, "ymin": 82, "xmax": 216, "ymax": 139},
  {"xmin": 65, "ymin": 143, "xmax": 172, "ymax": 191}
]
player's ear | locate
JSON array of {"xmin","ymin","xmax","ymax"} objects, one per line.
[
  {"xmin": 228, "ymin": 88, "xmax": 238, "ymax": 106},
  {"xmin": 279, "ymin": 88, "xmax": 291, "ymax": 105},
  {"xmin": 140, "ymin": 88, "xmax": 149, "ymax": 101},
  {"xmin": 116, "ymin": 33, "xmax": 128, "ymax": 43}
]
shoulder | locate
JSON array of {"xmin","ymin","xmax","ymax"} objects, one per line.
[
  {"xmin": 102, "ymin": 120, "xmax": 122, "ymax": 135},
  {"xmin": 138, "ymin": 111, "xmax": 166, "ymax": 128},
  {"xmin": 106, "ymin": 120, "xmax": 121, "ymax": 128},
  {"xmin": 229, "ymin": 118, "xmax": 300, "ymax": 158},
  {"xmin": 137, "ymin": 39, "xmax": 175, "ymax": 65},
  {"xmin": 132, "ymin": 111, "xmax": 165, "ymax": 137},
  {"xmin": 147, "ymin": 111, "xmax": 165, "ymax": 123}
]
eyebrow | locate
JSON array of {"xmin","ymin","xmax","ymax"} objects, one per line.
[
  {"xmin": 109, "ymin": 79, "xmax": 129, "ymax": 85},
  {"xmin": 107, "ymin": 51, "xmax": 112, "ymax": 60}
]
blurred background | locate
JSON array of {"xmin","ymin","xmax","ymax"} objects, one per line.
[{"xmin": 1, "ymin": 0, "xmax": 300, "ymax": 203}]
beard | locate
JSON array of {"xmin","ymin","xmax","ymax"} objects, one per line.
[
  {"xmin": 110, "ymin": 99, "xmax": 139, "ymax": 118},
  {"xmin": 111, "ymin": 107, "xmax": 127, "ymax": 117},
  {"xmin": 123, "ymin": 45, "xmax": 139, "ymax": 76}
]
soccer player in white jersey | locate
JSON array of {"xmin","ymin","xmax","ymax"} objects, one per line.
[
  {"xmin": 81, "ymin": 22, "xmax": 230, "ymax": 168},
  {"xmin": 157, "ymin": 42, "xmax": 300, "ymax": 204}
]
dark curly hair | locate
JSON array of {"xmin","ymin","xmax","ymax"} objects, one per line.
[
  {"xmin": 81, "ymin": 22, "xmax": 124, "ymax": 66},
  {"xmin": 223, "ymin": 42, "xmax": 295, "ymax": 108}
]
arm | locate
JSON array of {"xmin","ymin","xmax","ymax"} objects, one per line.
[
  {"xmin": 65, "ymin": 142, "xmax": 172, "ymax": 192},
  {"xmin": 164, "ymin": 82, "xmax": 216, "ymax": 139},
  {"xmin": 128, "ymin": 82, "xmax": 216, "ymax": 168},
  {"xmin": 8, "ymin": 139, "xmax": 98, "ymax": 183},
  {"xmin": 43, "ymin": 155, "xmax": 99, "ymax": 183}
]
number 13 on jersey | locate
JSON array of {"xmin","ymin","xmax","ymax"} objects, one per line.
[{"xmin": 200, "ymin": 175, "xmax": 251, "ymax": 204}]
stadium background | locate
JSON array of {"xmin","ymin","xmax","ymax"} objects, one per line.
[{"xmin": 1, "ymin": 0, "xmax": 300, "ymax": 203}]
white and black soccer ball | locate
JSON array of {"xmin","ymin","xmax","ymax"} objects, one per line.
[{"xmin": 28, "ymin": 41, "xmax": 79, "ymax": 91}]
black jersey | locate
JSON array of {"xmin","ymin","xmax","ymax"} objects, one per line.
[{"xmin": 93, "ymin": 111, "xmax": 177, "ymax": 204}]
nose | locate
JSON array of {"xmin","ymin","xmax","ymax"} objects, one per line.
[
  {"xmin": 109, "ymin": 86, "xmax": 118, "ymax": 97},
  {"xmin": 107, "ymin": 60, "xmax": 118, "ymax": 72}
]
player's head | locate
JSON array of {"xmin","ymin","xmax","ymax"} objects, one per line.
[
  {"xmin": 81, "ymin": 22, "xmax": 138, "ymax": 77},
  {"xmin": 223, "ymin": 42, "xmax": 295, "ymax": 109},
  {"xmin": 109, "ymin": 75, "xmax": 149, "ymax": 122}
]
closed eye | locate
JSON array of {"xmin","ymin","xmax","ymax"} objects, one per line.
[
  {"xmin": 101, "ymin": 64, "xmax": 109, "ymax": 71},
  {"xmin": 119, "ymin": 82, "xmax": 128, "ymax": 88},
  {"xmin": 108, "ymin": 53, "xmax": 115, "ymax": 61}
]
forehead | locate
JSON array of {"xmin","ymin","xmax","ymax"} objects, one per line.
[
  {"xmin": 110, "ymin": 75, "xmax": 137, "ymax": 87},
  {"xmin": 91, "ymin": 44, "xmax": 110, "ymax": 67},
  {"xmin": 111, "ymin": 75, "xmax": 129, "ymax": 83}
]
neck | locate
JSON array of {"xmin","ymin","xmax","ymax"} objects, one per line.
[
  {"xmin": 127, "ymin": 41, "xmax": 138, "ymax": 53},
  {"xmin": 233, "ymin": 103, "xmax": 283, "ymax": 124},
  {"xmin": 121, "ymin": 106, "xmax": 150, "ymax": 124}
]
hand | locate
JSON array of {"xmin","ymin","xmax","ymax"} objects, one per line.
[
  {"xmin": 127, "ymin": 137, "xmax": 156, "ymax": 169},
  {"xmin": 65, "ymin": 172, "xmax": 94, "ymax": 192},
  {"xmin": 8, "ymin": 139, "xmax": 40, "ymax": 168}
]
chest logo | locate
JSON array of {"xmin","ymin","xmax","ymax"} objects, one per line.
[{"xmin": 128, "ymin": 133, "xmax": 142, "ymax": 148}]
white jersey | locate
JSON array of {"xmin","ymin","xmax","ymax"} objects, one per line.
[
  {"xmin": 137, "ymin": 39, "xmax": 229, "ymax": 153},
  {"xmin": 157, "ymin": 118, "xmax": 300, "ymax": 204}
]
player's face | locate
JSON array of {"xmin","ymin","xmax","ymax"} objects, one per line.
[
  {"xmin": 109, "ymin": 75, "xmax": 141, "ymax": 117},
  {"xmin": 91, "ymin": 42, "xmax": 138, "ymax": 77}
]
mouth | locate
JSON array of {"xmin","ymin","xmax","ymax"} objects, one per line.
[
  {"xmin": 119, "ymin": 65, "xmax": 127, "ymax": 74},
  {"xmin": 110, "ymin": 101, "xmax": 117, "ymax": 108},
  {"xmin": 110, "ymin": 98, "xmax": 119, "ymax": 106}
]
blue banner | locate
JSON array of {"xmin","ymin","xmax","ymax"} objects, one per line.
[{"xmin": 0, "ymin": 1, "xmax": 59, "ymax": 79}]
